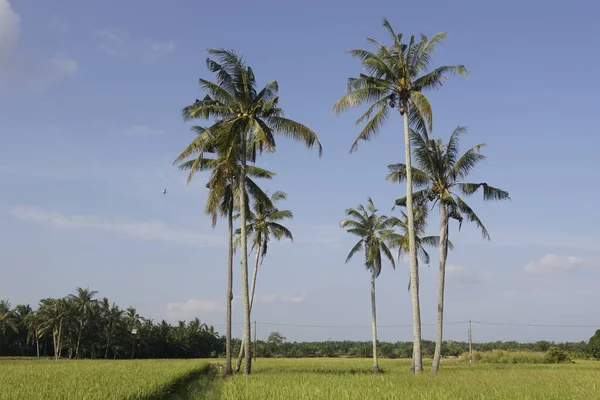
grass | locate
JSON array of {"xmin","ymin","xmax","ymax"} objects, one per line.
[
  {"xmin": 220, "ymin": 358, "xmax": 600, "ymax": 400},
  {"xmin": 2, "ymin": 357, "xmax": 599, "ymax": 399},
  {"xmin": 0, "ymin": 358, "xmax": 212, "ymax": 400}
]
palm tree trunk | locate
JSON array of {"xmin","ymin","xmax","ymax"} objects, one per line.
[
  {"xmin": 371, "ymin": 270, "xmax": 380, "ymax": 374},
  {"xmin": 36, "ymin": 336, "xmax": 40, "ymax": 358},
  {"xmin": 58, "ymin": 318, "xmax": 63, "ymax": 359},
  {"xmin": 75, "ymin": 320, "xmax": 83, "ymax": 359},
  {"xmin": 239, "ymin": 136, "xmax": 252, "ymax": 375},
  {"xmin": 105, "ymin": 324, "xmax": 112, "ymax": 359},
  {"xmin": 402, "ymin": 105, "xmax": 423, "ymax": 373},
  {"xmin": 431, "ymin": 203, "xmax": 450, "ymax": 373},
  {"xmin": 224, "ymin": 205, "xmax": 234, "ymax": 375},
  {"xmin": 235, "ymin": 241, "xmax": 261, "ymax": 371}
]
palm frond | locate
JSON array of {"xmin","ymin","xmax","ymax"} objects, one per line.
[{"xmin": 345, "ymin": 240, "xmax": 364, "ymax": 263}]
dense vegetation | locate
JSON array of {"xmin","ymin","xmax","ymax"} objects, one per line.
[{"xmin": 0, "ymin": 293, "xmax": 224, "ymax": 359}]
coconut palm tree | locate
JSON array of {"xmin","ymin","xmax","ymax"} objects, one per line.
[
  {"xmin": 388, "ymin": 126, "xmax": 509, "ymax": 373},
  {"xmin": 340, "ymin": 198, "xmax": 396, "ymax": 374},
  {"xmin": 177, "ymin": 142, "xmax": 274, "ymax": 376},
  {"xmin": 0, "ymin": 300, "xmax": 17, "ymax": 356},
  {"xmin": 99, "ymin": 298, "xmax": 123, "ymax": 359},
  {"xmin": 69, "ymin": 287, "xmax": 98, "ymax": 358},
  {"xmin": 234, "ymin": 190, "xmax": 293, "ymax": 371},
  {"xmin": 125, "ymin": 307, "xmax": 143, "ymax": 359},
  {"xmin": 38, "ymin": 297, "xmax": 71, "ymax": 360},
  {"xmin": 386, "ymin": 202, "xmax": 453, "ymax": 291},
  {"xmin": 333, "ymin": 19, "xmax": 468, "ymax": 373},
  {"xmin": 174, "ymin": 48, "xmax": 321, "ymax": 374},
  {"xmin": 24, "ymin": 311, "xmax": 42, "ymax": 357}
]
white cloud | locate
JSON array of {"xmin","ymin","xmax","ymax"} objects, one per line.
[
  {"xmin": 11, "ymin": 206, "xmax": 224, "ymax": 247},
  {"xmin": 166, "ymin": 299, "xmax": 224, "ymax": 320},
  {"xmin": 0, "ymin": 0, "xmax": 20, "ymax": 68},
  {"xmin": 524, "ymin": 254, "xmax": 587, "ymax": 274},
  {"xmin": 446, "ymin": 265, "xmax": 479, "ymax": 284},
  {"xmin": 95, "ymin": 28, "xmax": 174, "ymax": 60}
]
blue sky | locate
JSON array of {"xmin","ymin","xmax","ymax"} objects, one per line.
[{"xmin": 1, "ymin": 0, "xmax": 599, "ymax": 343}]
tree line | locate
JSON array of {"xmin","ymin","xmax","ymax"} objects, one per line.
[
  {"xmin": 173, "ymin": 17, "xmax": 510, "ymax": 376},
  {"xmin": 234, "ymin": 332, "xmax": 598, "ymax": 360},
  {"xmin": 0, "ymin": 290, "xmax": 224, "ymax": 359}
]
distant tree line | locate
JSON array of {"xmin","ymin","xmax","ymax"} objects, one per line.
[
  {"xmin": 232, "ymin": 332, "xmax": 600, "ymax": 360},
  {"xmin": 0, "ymin": 289, "xmax": 224, "ymax": 359}
]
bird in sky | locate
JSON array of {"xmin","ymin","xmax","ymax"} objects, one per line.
[{"xmin": 160, "ymin": 189, "xmax": 167, "ymax": 195}]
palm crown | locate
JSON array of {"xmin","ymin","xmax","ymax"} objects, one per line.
[
  {"xmin": 388, "ymin": 127, "xmax": 510, "ymax": 238},
  {"xmin": 340, "ymin": 198, "xmax": 396, "ymax": 278},
  {"xmin": 236, "ymin": 190, "xmax": 294, "ymax": 261},
  {"xmin": 173, "ymin": 48, "xmax": 321, "ymax": 167},
  {"xmin": 333, "ymin": 19, "xmax": 469, "ymax": 151}
]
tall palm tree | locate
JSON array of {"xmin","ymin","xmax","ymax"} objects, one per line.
[
  {"xmin": 177, "ymin": 140, "xmax": 274, "ymax": 376},
  {"xmin": 234, "ymin": 190, "xmax": 293, "ymax": 371},
  {"xmin": 333, "ymin": 19, "xmax": 468, "ymax": 373},
  {"xmin": 388, "ymin": 126, "xmax": 509, "ymax": 373},
  {"xmin": 340, "ymin": 198, "xmax": 396, "ymax": 374},
  {"xmin": 0, "ymin": 300, "xmax": 17, "ymax": 356},
  {"xmin": 174, "ymin": 48, "xmax": 321, "ymax": 374},
  {"xmin": 69, "ymin": 287, "xmax": 98, "ymax": 358}
]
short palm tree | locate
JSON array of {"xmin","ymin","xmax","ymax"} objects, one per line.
[
  {"xmin": 174, "ymin": 48, "xmax": 321, "ymax": 374},
  {"xmin": 69, "ymin": 287, "xmax": 97, "ymax": 358},
  {"xmin": 0, "ymin": 300, "xmax": 17, "ymax": 356},
  {"xmin": 177, "ymin": 139, "xmax": 274, "ymax": 376},
  {"xmin": 388, "ymin": 126, "xmax": 509, "ymax": 373},
  {"xmin": 234, "ymin": 190, "xmax": 293, "ymax": 371},
  {"xmin": 341, "ymin": 198, "xmax": 396, "ymax": 374},
  {"xmin": 333, "ymin": 18, "xmax": 468, "ymax": 373},
  {"xmin": 386, "ymin": 202, "xmax": 453, "ymax": 291}
]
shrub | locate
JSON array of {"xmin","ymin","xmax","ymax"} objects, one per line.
[
  {"xmin": 544, "ymin": 347, "xmax": 573, "ymax": 364},
  {"xmin": 465, "ymin": 350, "xmax": 547, "ymax": 364}
]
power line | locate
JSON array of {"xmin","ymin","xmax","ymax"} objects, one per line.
[
  {"xmin": 203, "ymin": 320, "xmax": 598, "ymax": 329},
  {"xmin": 472, "ymin": 321, "xmax": 599, "ymax": 329}
]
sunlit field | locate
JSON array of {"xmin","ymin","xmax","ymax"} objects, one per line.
[
  {"xmin": 219, "ymin": 358, "xmax": 600, "ymax": 400},
  {"xmin": 2, "ymin": 357, "xmax": 600, "ymax": 399},
  {"xmin": 0, "ymin": 358, "xmax": 211, "ymax": 400}
]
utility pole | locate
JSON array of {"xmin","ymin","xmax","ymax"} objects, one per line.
[
  {"xmin": 468, "ymin": 319, "xmax": 473, "ymax": 365},
  {"xmin": 253, "ymin": 320, "xmax": 257, "ymax": 361}
]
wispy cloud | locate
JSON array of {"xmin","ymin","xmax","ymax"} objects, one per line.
[
  {"xmin": 446, "ymin": 265, "xmax": 479, "ymax": 285},
  {"xmin": 123, "ymin": 125, "xmax": 162, "ymax": 136},
  {"xmin": 0, "ymin": 1, "xmax": 76, "ymax": 90},
  {"xmin": 166, "ymin": 299, "xmax": 224, "ymax": 320},
  {"xmin": 11, "ymin": 206, "xmax": 223, "ymax": 247},
  {"xmin": 0, "ymin": 0, "xmax": 20, "ymax": 68},
  {"xmin": 95, "ymin": 28, "xmax": 174, "ymax": 61},
  {"xmin": 524, "ymin": 254, "xmax": 589, "ymax": 275},
  {"xmin": 166, "ymin": 292, "xmax": 306, "ymax": 320},
  {"xmin": 255, "ymin": 292, "xmax": 306, "ymax": 304}
]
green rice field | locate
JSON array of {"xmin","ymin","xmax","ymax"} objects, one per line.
[
  {"xmin": 0, "ymin": 358, "xmax": 212, "ymax": 400},
  {"xmin": 2, "ymin": 357, "xmax": 600, "ymax": 399}
]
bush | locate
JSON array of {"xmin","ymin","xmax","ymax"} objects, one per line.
[
  {"xmin": 465, "ymin": 350, "xmax": 547, "ymax": 364},
  {"xmin": 588, "ymin": 329, "xmax": 600, "ymax": 360},
  {"xmin": 544, "ymin": 347, "xmax": 573, "ymax": 364}
]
